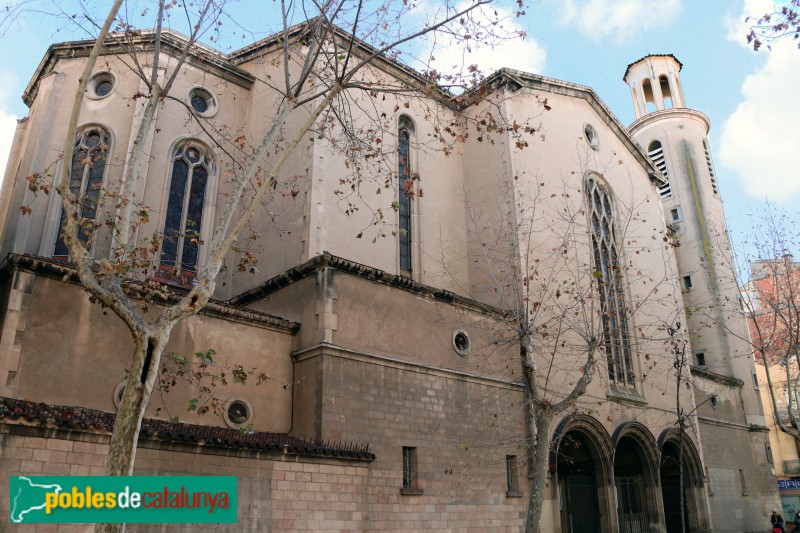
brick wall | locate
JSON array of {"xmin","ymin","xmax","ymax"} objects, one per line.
[
  {"xmin": 699, "ymin": 419, "xmax": 778, "ymax": 533},
  {"xmin": 316, "ymin": 350, "xmax": 530, "ymax": 531},
  {"xmin": 0, "ymin": 429, "xmax": 372, "ymax": 532}
]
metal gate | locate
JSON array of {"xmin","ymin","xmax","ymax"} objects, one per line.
[
  {"xmin": 661, "ymin": 476, "xmax": 689, "ymax": 533},
  {"xmin": 616, "ymin": 475, "xmax": 648, "ymax": 533},
  {"xmin": 560, "ymin": 472, "xmax": 600, "ymax": 533}
]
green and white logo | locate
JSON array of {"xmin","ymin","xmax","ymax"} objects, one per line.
[{"xmin": 9, "ymin": 476, "xmax": 237, "ymax": 524}]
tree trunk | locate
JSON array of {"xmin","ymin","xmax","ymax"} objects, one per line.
[
  {"xmin": 95, "ymin": 333, "xmax": 166, "ymax": 533},
  {"xmin": 526, "ymin": 409, "xmax": 553, "ymax": 533},
  {"xmin": 107, "ymin": 333, "xmax": 166, "ymax": 475}
]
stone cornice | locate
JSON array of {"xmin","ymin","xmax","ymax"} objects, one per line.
[
  {"xmin": 0, "ymin": 253, "xmax": 299, "ymax": 334},
  {"xmin": 0, "ymin": 397, "xmax": 374, "ymax": 461},
  {"xmin": 23, "ymin": 29, "xmax": 255, "ymax": 107},
  {"xmin": 690, "ymin": 365, "xmax": 745, "ymax": 388},
  {"xmin": 627, "ymin": 108, "xmax": 710, "ymax": 137},
  {"xmin": 293, "ymin": 342, "xmax": 524, "ymax": 391},
  {"xmin": 229, "ymin": 252, "xmax": 508, "ymax": 319}
]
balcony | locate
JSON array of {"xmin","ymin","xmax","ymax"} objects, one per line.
[{"xmin": 784, "ymin": 459, "xmax": 800, "ymax": 475}]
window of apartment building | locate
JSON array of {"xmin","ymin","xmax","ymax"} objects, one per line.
[
  {"xmin": 752, "ymin": 373, "xmax": 759, "ymax": 390},
  {"xmin": 398, "ymin": 118, "xmax": 414, "ymax": 274},
  {"xmin": 765, "ymin": 442, "xmax": 774, "ymax": 465},
  {"xmin": 160, "ymin": 141, "xmax": 212, "ymax": 279},
  {"xmin": 696, "ymin": 352, "xmax": 706, "ymax": 367},
  {"xmin": 586, "ymin": 176, "xmax": 634, "ymax": 386},
  {"xmin": 53, "ymin": 127, "xmax": 112, "ymax": 259},
  {"xmin": 670, "ymin": 207, "xmax": 680, "ymax": 223},
  {"xmin": 683, "ymin": 275, "xmax": 693, "ymax": 290},
  {"xmin": 506, "ymin": 455, "xmax": 521, "ymax": 496},
  {"xmin": 401, "ymin": 446, "xmax": 422, "ymax": 494}
]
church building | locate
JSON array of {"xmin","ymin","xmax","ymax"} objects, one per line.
[{"xmin": 0, "ymin": 21, "xmax": 778, "ymax": 532}]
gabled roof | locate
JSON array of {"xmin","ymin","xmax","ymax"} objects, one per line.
[
  {"xmin": 1, "ymin": 253, "xmax": 300, "ymax": 333},
  {"xmin": 468, "ymin": 68, "xmax": 660, "ymax": 180},
  {"xmin": 22, "ymin": 28, "xmax": 255, "ymax": 107},
  {"xmin": 20, "ymin": 20, "xmax": 657, "ymax": 178}
]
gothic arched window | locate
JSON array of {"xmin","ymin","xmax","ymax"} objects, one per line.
[
  {"xmin": 53, "ymin": 127, "xmax": 111, "ymax": 258},
  {"xmin": 586, "ymin": 176, "xmax": 634, "ymax": 386},
  {"xmin": 160, "ymin": 141, "xmax": 211, "ymax": 277},
  {"xmin": 398, "ymin": 118, "xmax": 414, "ymax": 274}
]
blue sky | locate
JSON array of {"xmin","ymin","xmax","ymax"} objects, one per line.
[{"xmin": 0, "ymin": 0, "xmax": 797, "ymax": 258}]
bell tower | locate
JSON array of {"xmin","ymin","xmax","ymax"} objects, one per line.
[
  {"xmin": 624, "ymin": 54, "xmax": 762, "ymax": 422},
  {"xmin": 625, "ymin": 53, "xmax": 776, "ymax": 532}
]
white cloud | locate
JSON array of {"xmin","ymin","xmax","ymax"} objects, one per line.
[
  {"xmin": 718, "ymin": 42, "xmax": 800, "ymax": 202},
  {"xmin": 428, "ymin": 31, "xmax": 547, "ymax": 77},
  {"xmin": 725, "ymin": 0, "xmax": 776, "ymax": 46},
  {"xmin": 0, "ymin": 70, "xmax": 20, "ymax": 180},
  {"xmin": 555, "ymin": 0, "xmax": 683, "ymax": 40},
  {"xmin": 411, "ymin": 1, "xmax": 546, "ymax": 79}
]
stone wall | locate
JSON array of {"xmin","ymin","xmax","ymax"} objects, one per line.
[
  {"xmin": 0, "ymin": 427, "xmax": 373, "ymax": 532},
  {"xmin": 310, "ymin": 348, "xmax": 530, "ymax": 531}
]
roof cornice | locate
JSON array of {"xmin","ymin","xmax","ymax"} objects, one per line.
[
  {"xmin": 23, "ymin": 29, "xmax": 255, "ymax": 107},
  {"xmin": 229, "ymin": 252, "xmax": 508, "ymax": 319},
  {"xmin": 0, "ymin": 253, "xmax": 298, "ymax": 334},
  {"xmin": 622, "ymin": 53, "xmax": 683, "ymax": 83},
  {"xmin": 473, "ymin": 68, "xmax": 659, "ymax": 180},
  {"xmin": 628, "ymin": 107, "xmax": 710, "ymax": 136}
]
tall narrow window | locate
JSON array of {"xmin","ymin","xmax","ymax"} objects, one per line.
[
  {"xmin": 703, "ymin": 139, "xmax": 719, "ymax": 196},
  {"xmin": 401, "ymin": 446, "xmax": 422, "ymax": 494},
  {"xmin": 53, "ymin": 128, "xmax": 111, "ymax": 258},
  {"xmin": 398, "ymin": 119, "xmax": 413, "ymax": 274},
  {"xmin": 647, "ymin": 140, "xmax": 671, "ymax": 200},
  {"xmin": 586, "ymin": 177, "xmax": 634, "ymax": 386},
  {"xmin": 739, "ymin": 468, "xmax": 748, "ymax": 496},
  {"xmin": 659, "ymin": 75, "xmax": 673, "ymax": 109},
  {"xmin": 506, "ymin": 455, "xmax": 520, "ymax": 495},
  {"xmin": 160, "ymin": 141, "xmax": 211, "ymax": 278}
]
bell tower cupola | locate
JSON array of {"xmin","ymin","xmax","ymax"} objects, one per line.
[{"xmin": 623, "ymin": 54, "xmax": 685, "ymax": 119}]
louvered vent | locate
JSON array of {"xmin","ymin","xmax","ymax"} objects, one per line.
[
  {"xmin": 648, "ymin": 141, "xmax": 672, "ymax": 199},
  {"xmin": 704, "ymin": 140, "xmax": 719, "ymax": 196}
]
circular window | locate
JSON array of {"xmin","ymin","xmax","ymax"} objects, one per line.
[
  {"xmin": 113, "ymin": 381, "xmax": 126, "ymax": 409},
  {"xmin": 223, "ymin": 398, "xmax": 253, "ymax": 428},
  {"xmin": 188, "ymin": 88, "xmax": 216, "ymax": 116},
  {"xmin": 453, "ymin": 330, "xmax": 471, "ymax": 356},
  {"xmin": 584, "ymin": 123, "xmax": 599, "ymax": 150},
  {"xmin": 88, "ymin": 73, "xmax": 115, "ymax": 99}
]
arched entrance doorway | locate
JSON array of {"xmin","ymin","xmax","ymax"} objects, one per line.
[
  {"xmin": 553, "ymin": 415, "xmax": 613, "ymax": 533},
  {"xmin": 659, "ymin": 433, "xmax": 708, "ymax": 533},
  {"xmin": 614, "ymin": 435, "xmax": 658, "ymax": 533},
  {"xmin": 558, "ymin": 431, "xmax": 601, "ymax": 532}
]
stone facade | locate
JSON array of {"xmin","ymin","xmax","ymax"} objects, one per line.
[{"xmin": 0, "ymin": 25, "xmax": 779, "ymax": 532}]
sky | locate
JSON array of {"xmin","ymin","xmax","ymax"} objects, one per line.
[{"xmin": 0, "ymin": 0, "xmax": 797, "ymax": 259}]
